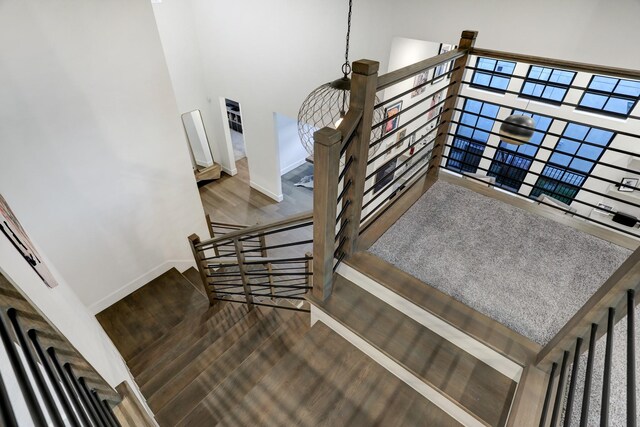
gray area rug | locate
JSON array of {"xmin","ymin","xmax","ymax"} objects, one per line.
[{"xmin": 368, "ymin": 180, "xmax": 632, "ymax": 345}]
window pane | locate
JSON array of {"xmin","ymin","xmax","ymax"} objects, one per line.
[
  {"xmin": 477, "ymin": 58, "xmax": 496, "ymax": 71},
  {"xmin": 460, "ymin": 112, "xmax": 478, "ymax": 126},
  {"xmin": 476, "ymin": 117, "xmax": 494, "ymax": 131},
  {"xmin": 584, "ymin": 128, "xmax": 613, "ymax": 146},
  {"xmin": 556, "ymin": 139, "xmax": 580, "ymax": 154},
  {"xmin": 537, "ymin": 67, "xmax": 552, "ymax": 81},
  {"xmin": 528, "ymin": 66, "xmax": 544, "ymax": 80},
  {"xmin": 576, "ymin": 144, "xmax": 603, "ymax": 160},
  {"xmin": 589, "ymin": 76, "xmax": 617, "ymax": 92},
  {"xmin": 465, "ymin": 99, "xmax": 482, "ymax": 114},
  {"xmin": 491, "ymin": 76, "xmax": 510, "ymax": 90},
  {"xmin": 614, "ymin": 79, "xmax": 640, "ymax": 97},
  {"xmin": 472, "ymin": 72, "xmax": 492, "ymax": 86},
  {"xmin": 497, "ymin": 61, "xmax": 516, "ymax": 75},
  {"xmin": 550, "ymin": 70, "xmax": 575, "ymax": 85},
  {"xmin": 549, "ymin": 152, "xmax": 572, "ymax": 166},
  {"xmin": 564, "ymin": 123, "xmax": 589, "ymax": 140},
  {"xmin": 457, "ymin": 125, "xmax": 474, "ymax": 138},
  {"xmin": 481, "ymin": 103, "xmax": 500, "ymax": 117},
  {"xmin": 603, "ymin": 97, "xmax": 634, "ymax": 115},
  {"xmin": 569, "ymin": 158, "xmax": 594, "ymax": 173},
  {"xmin": 580, "ymin": 93, "xmax": 608, "ymax": 109},
  {"xmin": 543, "ymin": 86, "xmax": 566, "ymax": 102}
]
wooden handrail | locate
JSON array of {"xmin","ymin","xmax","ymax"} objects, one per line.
[
  {"xmin": 470, "ymin": 47, "xmax": 640, "ymax": 80},
  {"xmin": 195, "ymin": 210, "xmax": 313, "ymax": 248},
  {"xmin": 337, "ymin": 108, "xmax": 363, "ymax": 151},
  {"xmin": 536, "ymin": 246, "xmax": 640, "ymax": 368},
  {"xmin": 377, "ymin": 47, "xmax": 469, "ymax": 90}
]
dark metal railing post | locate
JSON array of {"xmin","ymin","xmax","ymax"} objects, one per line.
[
  {"xmin": 0, "ymin": 372, "xmax": 18, "ymax": 427},
  {"xmin": 539, "ymin": 362, "xmax": 557, "ymax": 427},
  {"xmin": 48, "ymin": 348, "xmax": 92, "ymax": 426},
  {"xmin": 29, "ymin": 331, "xmax": 81, "ymax": 427},
  {"xmin": 7, "ymin": 309, "xmax": 65, "ymax": 426},
  {"xmin": 563, "ymin": 337, "xmax": 583, "ymax": 427},
  {"xmin": 90, "ymin": 389, "xmax": 113, "ymax": 427},
  {"xmin": 79, "ymin": 378, "xmax": 108, "ymax": 427},
  {"xmin": 101, "ymin": 399, "xmax": 121, "ymax": 427},
  {"xmin": 600, "ymin": 307, "xmax": 615, "ymax": 426},
  {"xmin": 550, "ymin": 351, "xmax": 570, "ymax": 427},
  {"xmin": 0, "ymin": 310, "xmax": 48, "ymax": 426},
  {"xmin": 579, "ymin": 323, "xmax": 598, "ymax": 427},
  {"xmin": 628, "ymin": 289, "xmax": 637, "ymax": 427},
  {"xmin": 65, "ymin": 364, "xmax": 104, "ymax": 427}
]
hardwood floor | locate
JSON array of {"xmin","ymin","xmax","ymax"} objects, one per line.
[{"xmin": 199, "ymin": 158, "xmax": 312, "ymax": 226}]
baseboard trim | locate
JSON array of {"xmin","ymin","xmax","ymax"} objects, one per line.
[
  {"xmin": 89, "ymin": 260, "xmax": 196, "ymax": 314},
  {"xmin": 249, "ymin": 180, "xmax": 283, "ymax": 202},
  {"xmin": 336, "ymin": 263, "xmax": 523, "ymax": 381},
  {"xmin": 310, "ymin": 305, "xmax": 485, "ymax": 427},
  {"xmin": 222, "ymin": 165, "xmax": 237, "ymax": 176},
  {"xmin": 280, "ymin": 157, "xmax": 307, "ymax": 176}
]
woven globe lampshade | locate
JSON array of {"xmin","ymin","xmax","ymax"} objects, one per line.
[
  {"xmin": 499, "ymin": 114, "xmax": 535, "ymax": 146},
  {"xmin": 297, "ymin": 77, "xmax": 384, "ymax": 157}
]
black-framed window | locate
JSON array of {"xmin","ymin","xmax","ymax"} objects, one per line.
[
  {"xmin": 530, "ymin": 123, "xmax": 615, "ymax": 204},
  {"xmin": 578, "ymin": 75, "xmax": 640, "ymax": 117},
  {"xmin": 519, "ymin": 66, "xmax": 576, "ymax": 104},
  {"xmin": 470, "ymin": 57, "xmax": 516, "ymax": 92},
  {"xmin": 446, "ymin": 98, "xmax": 500, "ymax": 173},
  {"xmin": 488, "ymin": 111, "xmax": 553, "ymax": 192}
]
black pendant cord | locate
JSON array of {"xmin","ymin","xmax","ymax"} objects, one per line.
[{"xmin": 341, "ymin": 0, "xmax": 353, "ymax": 79}]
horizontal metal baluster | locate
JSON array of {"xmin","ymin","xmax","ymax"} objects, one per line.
[
  {"xmin": 564, "ymin": 337, "xmax": 583, "ymax": 427},
  {"xmin": 48, "ymin": 348, "xmax": 92, "ymax": 426},
  {"xmin": 90, "ymin": 390, "xmax": 113, "ymax": 427},
  {"xmin": 65, "ymin": 364, "xmax": 103, "ymax": 427},
  {"xmin": 550, "ymin": 351, "xmax": 570, "ymax": 427},
  {"xmin": 101, "ymin": 400, "xmax": 121, "ymax": 427},
  {"xmin": 0, "ymin": 371, "xmax": 18, "ymax": 427}
]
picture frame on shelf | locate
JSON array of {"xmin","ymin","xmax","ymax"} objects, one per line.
[
  {"xmin": 382, "ymin": 101, "xmax": 402, "ymax": 136},
  {"xmin": 618, "ymin": 177, "xmax": 638, "ymax": 192},
  {"xmin": 411, "ymin": 70, "xmax": 429, "ymax": 98},
  {"xmin": 395, "ymin": 129, "xmax": 407, "ymax": 150}
]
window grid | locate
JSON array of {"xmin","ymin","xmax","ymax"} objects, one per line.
[
  {"xmin": 519, "ymin": 66, "xmax": 576, "ymax": 105},
  {"xmin": 470, "ymin": 57, "xmax": 516, "ymax": 93},
  {"xmin": 446, "ymin": 99, "xmax": 500, "ymax": 173},
  {"xmin": 488, "ymin": 111, "xmax": 553, "ymax": 192},
  {"xmin": 529, "ymin": 122, "xmax": 615, "ymax": 204},
  {"xmin": 577, "ymin": 75, "xmax": 640, "ymax": 118}
]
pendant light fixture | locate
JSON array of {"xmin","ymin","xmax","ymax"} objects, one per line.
[
  {"xmin": 297, "ymin": 0, "xmax": 383, "ymax": 156},
  {"xmin": 499, "ymin": 100, "xmax": 536, "ymax": 146}
]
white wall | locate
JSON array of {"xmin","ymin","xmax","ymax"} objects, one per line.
[
  {"xmin": 151, "ymin": 0, "xmax": 236, "ymax": 175},
  {"xmin": 275, "ymin": 113, "xmax": 309, "ymax": 175},
  {"xmin": 151, "ymin": 0, "xmax": 640, "ymax": 205},
  {"xmin": 0, "ymin": 0, "xmax": 208, "ymax": 313}
]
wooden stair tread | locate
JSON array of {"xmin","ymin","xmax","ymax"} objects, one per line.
[
  {"xmin": 142, "ymin": 305, "xmax": 274, "ymax": 406},
  {"xmin": 180, "ymin": 267, "xmax": 207, "ymax": 298},
  {"xmin": 315, "ymin": 275, "xmax": 516, "ymax": 427},
  {"xmin": 175, "ymin": 312, "xmax": 310, "ymax": 426},
  {"xmin": 132, "ymin": 302, "xmax": 247, "ymax": 381},
  {"xmin": 216, "ymin": 322, "xmax": 461, "ymax": 427},
  {"xmin": 97, "ymin": 268, "xmax": 209, "ymax": 361},
  {"xmin": 153, "ymin": 307, "xmax": 297, "ymax": 425},
  {"xmin": 346, "ymin": 251, "xmax": 540, "ymax": 366}
]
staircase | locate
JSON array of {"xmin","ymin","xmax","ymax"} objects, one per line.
[{"xmin": 99, "ymin": 266, "xmax": 467, "ymax": 426}]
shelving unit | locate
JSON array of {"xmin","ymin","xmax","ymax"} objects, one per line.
[{"xmin": 226, "ymin": 100, "xmax": 243, "ymax": 133}]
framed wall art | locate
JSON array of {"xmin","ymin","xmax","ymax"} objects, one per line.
[
  {"xmin": 411, "ymin": 70, "xmax": 429, "ymax": 98},
  {"xmin": 373, "ymin": 158, "xmax": 398, "ymax": 194},
  {"xmin": 432, "ymin": 43, "xmax": 455, "ymax": 83},
  {"xmin": 0, "ymin": 194, "xmax": 57, "ymax": 288},
  {"xmin": 619, "ymin": 177, "xmax": 638, "ymax": 192},
  {"xmin": 383, "ymin": 101, "xmax": 403, "ymax": 136}
]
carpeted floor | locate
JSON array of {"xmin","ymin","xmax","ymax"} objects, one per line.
[{"xmin": 368, "ymin": 180, "xmax": 632, "ymax": 345}]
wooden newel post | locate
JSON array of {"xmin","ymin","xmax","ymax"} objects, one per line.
[
  {"xmin": 342, "ymin": 59, "xmax": 380, "ymax": 256},
  {"xmin": 188, "ymin": 234, "xmax": 217, "ymax": 306},
  {"xmin": 312, "ymin": 127, "xmax": 342, "ymax": 301},
  {"xmin": 428, "ymin": 30, "xmax": 478, "ymax": 183}
]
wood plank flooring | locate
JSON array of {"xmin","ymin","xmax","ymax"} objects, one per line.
[{"xmin": 312, "ymin": 275, "xmax": 517, "ymax": 427}]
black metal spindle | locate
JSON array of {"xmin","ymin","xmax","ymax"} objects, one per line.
[
  {"xmin": 539, "ymin": 362, "xmax": 558, "ymax": 427},
  {"xmin": 0, "ymin": 371, "xmax": 18, "ymax": 427},
  {"xmin": 564, "ymin": 337, "xmax": 583, "ymax": 427},
  {"xmin": 79, "ymin": 378, "xmax": 109, "ymax": 427},
  {"xmin": 65, "ymin": 363, "xmax": 103, "ymax": 427},
  {"xmin": 47, "ymin": 348, "xmax": 92, "ymax": 426},
  {"xmin": 7, "ymin": 309, "xmax": 65, "ymax": 426},
  {"xmin": 601, "ymin": 307, "xmax": 615, "ymax": 426},
  {"xmin": 90, "ymin": 390, "xmax": 113, "ymax": 427},
  {"xmin": 550, "ymin": 351, "xmax": 570, "ymax": 427},
  {"xmin": 579, "ymin": 323, "xmax": 598, "ymax": 427},
  {"xmin": 628, "ymin": 289, "xmax": 637, "ymax": 427},
  {"xmin": 0, "ymin": 310, "xmax": 48, "ymax": 426},
  {"xmin": 28, "ymin": 330, "xmax": 81, "ymax": 427},
  {"xmin": 101, "ymin": 400, "xmax": 121, "ymax": 427}
]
